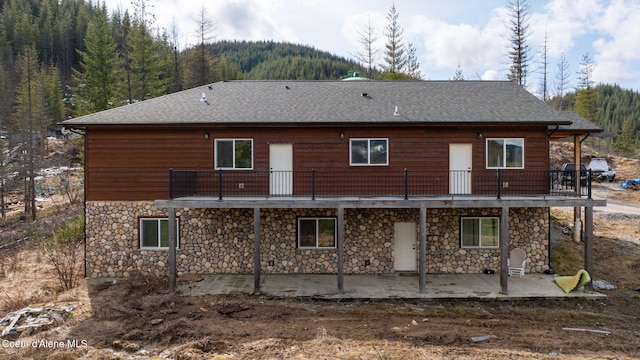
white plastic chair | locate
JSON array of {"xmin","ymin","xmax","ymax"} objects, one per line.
[{"xmin": 507, "ymin": 248, "xmax": 527, "ymax": 277}]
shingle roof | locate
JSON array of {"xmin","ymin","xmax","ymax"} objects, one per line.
[
  {"xmin": 551, "ymin": 111, "xmax": 602, "ymax": 133},
  {"xmin": 61, "ymin": 80, "xmax": 595, "ymax": 128}
]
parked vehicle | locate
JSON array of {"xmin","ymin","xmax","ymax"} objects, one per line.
[
  {"xmin": 559, "ymin": 163, "xmax": 588, "ymax": 186},
  {"xmin": 588, "ymin": 158, "xmax": 616, "ymax": 182}
]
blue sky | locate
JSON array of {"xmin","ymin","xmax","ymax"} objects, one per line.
[{"xmin": 103, "ymin": 0, "xmax": 640, "ymax": 95}]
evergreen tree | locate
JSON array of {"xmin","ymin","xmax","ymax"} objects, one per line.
[
  {"xmin": 127, "ymin": 0, "xmax": 167, "ymax": 101},
  {"xmin": 612, "ymin": 116, "xmax": 634, "ymax": 153},
  {"xmin": 43, "ymin": 64, "xmax": 65, "ymax": 130},
  {"xmin": 167, "ymin": 18, "xmax": 183, "ymax": 93},
  {"xmin": 0, "ymin": 59, "xmax": 7, "ymax": 220},
  {"xmin": 553, "ymin": 53, "xmax": 570, "ymax": 110},
  {"xmin": 192, "ymin": 2, "xmax": 216, "ymax": 85},
  {"xmin": 381, "ymin": 3, "xmax": 406, "ymax": 78},
  {"xmin": 452, "ymin": 62, "xmax": 465, "ymax": 81},
  {"xmin": 113, "ymin": 10, "xmax": 134, "ymax": 103},
  {"xmin": 506, "ymin": 0, "xmax": 531, "ymax": 87},
  {"xmin": 72, "ymin": 5, "xmax": 119, "ymax": 114},
  {"xmin": 379, "ymin": 4, "xmax": 421, "ymax": 80},
  {"xmin": 574, "ymin": 53, "xmax": 598, "ymax": 123},
  {"xmin": 14, "ymin": 46, "xmax": 42, "ymax": 220},
  {"xmin": 405, "ymin": 42, "xmax": 423, "ymax": 80}
]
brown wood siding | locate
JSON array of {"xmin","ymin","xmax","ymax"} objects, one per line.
[
  {"xmin": 86, "ymin": 129, "xmax": 214, "ymax": 201},
  {"xmin": 85, "ymin": 125, "xmax": 550, "ymax": 201}
]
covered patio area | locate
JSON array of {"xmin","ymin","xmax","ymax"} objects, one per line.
[
  {"xmin": 155, "ymin": 197, "xmax": 606, "ymax": 296},
  {"xmin": 178, "ymin": 273, "xmax": 605, "ymax": 300}
]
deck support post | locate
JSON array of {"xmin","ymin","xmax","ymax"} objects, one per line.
[
  {"xmin": 573, "ymin": 135, "xmax": 582, "ymax": 243},
  {"xmin": 499, "ymin": 206, "xmax": 510, "ymax": 295},
  {"xmin": 168, "ymin": 206, "xmax": 177, "ymax": 293},
  {"xmin": 419, "ymin": 207, "xmax": 427, "ymax": 293},
  {"xmin": 253, "ymin": 207, "xmax": 261, "ymax": 294},
  {"xmin": 337, "ymin": 207, "xmax": 344, "ymax": 294},
  {"xmin": 584, "ymin": 206, "xmax": 594, "ymax": 292}
]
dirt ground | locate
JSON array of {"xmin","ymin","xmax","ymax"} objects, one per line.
[
  {"xmin": 1, "ymin": 142, "xmax": 639, "ymax": 359},
  {"xmin": 2, "ymin": 218, "xmax": 640, "ymax": 360}
]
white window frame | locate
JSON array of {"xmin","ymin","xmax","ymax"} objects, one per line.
[
  {"xmin": 139, "ymin": 217, "xmax": 180, "ymax": 250},
  {"xmin": 485, "ymin": 138, "xmax": 524, "ymax": 169},
  {"xmin": 297, "ymin": 217, "xmax": 337, "ymax": 249},
  {"xmin": 215, "ymin": 139, "xmax": 254, "ymax": 170},
  {"xmin": 460, "ymin": 217, "xmax": 499, "ymax": 248},
  {"xmin": 349, "ymin": 138, "xmax": 389, "ymax": 166}
]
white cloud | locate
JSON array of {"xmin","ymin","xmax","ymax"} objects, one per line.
[
  {"xmin": 206, "ymin": 0, "xmax": 298, "ymax": 43},
  {"xmin": 537, "ymin": 0, "xmax": 601, "ymax": 56},
  {"xmin": 481, "ymin": 70, "xmax": 500, "ymax": 80},
  {"xmin": 408, "ymin": 7, "xmax": 509, "ymax": 79},
  {"xmin": 590, "ymin": 0, "xmax": 640, "ymax": 84}
]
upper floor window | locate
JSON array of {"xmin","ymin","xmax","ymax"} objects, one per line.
[
  {"xmin": 350, "ymin": 138, "xmax": 388, "ymax": 166},
  {"xmin": 140, "ymin": 217, "xmax": 179, "ymax": 249},
  {"xmin": 461, "ymin": 217, "xmax": 499, "ymax": 248},
  {"xmin": 215, "ymin": 139, "xmax": 253, "ymax": 169},
  {"xmin": 486, "ymin": 138, "xmax": 524, "ymax": 169}
]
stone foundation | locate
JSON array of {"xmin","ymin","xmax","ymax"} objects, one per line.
[{"xmin": 85, "ymin": 202, "xmax": 549, "ymax": 278}]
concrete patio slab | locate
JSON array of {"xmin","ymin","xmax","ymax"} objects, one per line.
[{"xmin": 178, "ymin": 273, "xmax": 606, "ymax": 300}]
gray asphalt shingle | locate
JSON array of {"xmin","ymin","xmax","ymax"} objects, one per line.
[{"xmin": 61, "ymin": 80, "xmax": 595, "ymax": 128}]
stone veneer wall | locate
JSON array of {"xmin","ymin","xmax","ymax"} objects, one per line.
[
  {"xmin": 425, "ymin": 207, "xmax": 548, "ymax": 273},
  {"xmin": 85, "ymin": 201, "xmax": 548, "ymax": 278}
]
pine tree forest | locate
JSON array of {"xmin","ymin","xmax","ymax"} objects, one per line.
[{"xmin": 549, "ymin": 85, "xmax": 640, "ymax": 153}]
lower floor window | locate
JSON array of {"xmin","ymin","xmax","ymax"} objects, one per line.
[
  {"xmin": 298, "ymin": 217, "xmax": 336, "ymax": 248},
  {"xmin": 461, "ymin": 217, "xmax": 499, "ymax": 248},
  {"xmin": 140, "ymin": 218, "xmax": 179, "ymax": 249}
]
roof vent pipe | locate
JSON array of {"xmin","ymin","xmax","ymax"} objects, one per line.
[{"xmin": 394, "ymin": 106, "xmax": 400, "ymax": 116}]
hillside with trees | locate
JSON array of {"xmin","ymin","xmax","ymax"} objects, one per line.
[
  {"xmin": 548, "ymin": 84, "xmax": 640, "ymax": 154},
  {"xmin": 213, "ymin": 40, "xmax": 365, "ymax": 80}
]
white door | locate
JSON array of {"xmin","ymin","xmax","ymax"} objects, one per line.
[
  {"xmin": 394, "ymin": 222, "xmax": 417, "ymax": 271},
  {"xmin": 449, "ymin": 144, "xmax": 472, "ymax": 195},
  {"xmin": 269, "ymin": 144, "xmax": 293, "ymax": 196}
]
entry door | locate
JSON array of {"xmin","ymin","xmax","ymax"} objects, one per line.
[
  {"xmin": 269, "ymin": 144, "xmax": 293, "ymax": 196},
  {"xmin": 449, "ymin": 144, "xmax": 472, "ymax": 195},
  {"xmin": 394, "ymin": 222, "xmax": 417, "ymax": 271}
]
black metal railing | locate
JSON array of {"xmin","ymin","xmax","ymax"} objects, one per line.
[{"xmin": 169, "ymin": 169, "xmax": 592, "ymax": 200}]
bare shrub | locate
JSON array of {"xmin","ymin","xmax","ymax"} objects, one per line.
[
  {"xmin": 1, "ymin": 289, "xmax": 33, "ymax": 312},
  {"xmin": 44, "ymin": 215, "xmax": 84, "ymax": 291}
]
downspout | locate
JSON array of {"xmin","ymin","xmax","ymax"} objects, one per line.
[
  {"xmin": 545, "ymin": 207, "xmax": 555, "ymax": 274},
  {"xmin": 575, "ymin": 132, "xmax": 591, "ymax": 244},
  {"xmin": 545, "ymin": 125, "xmax": 558, "ymax": 274}
]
